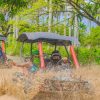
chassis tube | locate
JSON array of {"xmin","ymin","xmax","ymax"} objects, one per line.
[
  {"xmin": 70, "ymin": 45, "xmax": 80, "ymax": 69},
  {"xmin": 2, "ymin": 40, "xmax": 5, "ymax": 53},
  {"xmin": 38, "ymin": 41, "xmax": 45, "ymax": 69}
]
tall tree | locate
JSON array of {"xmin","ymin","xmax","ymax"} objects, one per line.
[
  {"xmin": 48, "ymin": 0, "xmax": 52, "ymax": 32},
  {"xmin": 0, "ymin": 0, "xmax": 31, "ymax": 36},
  {"xmin": 64, "ymin": 0, "xmax": 67, "ymax": 35},
  {"xmin": 66, "ymin": 0, "xmax": 100, "ymax": 25},
  {"xmin": 74, "ymin": 14, "xmax": 79, "ymax": 39}
]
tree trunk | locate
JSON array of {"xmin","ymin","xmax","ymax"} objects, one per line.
[
  {"xmin": 64, "ymin": 2, "xmax": 67, "ymax": 36},
  {"xmin": 13, "ymin": 16, "xmax": 19, "ymax": 39},
  {"xmin": 48, "ymin": 0, "xmax": 52, "ymax": 32},
  {"xmin": 15, "ymin": 16, "xmax": 19, "ymax": 38},
  {"xmin": 74, "ymin": 14, "xmax": 79, "ymax": 38},
  {"xmin": 67, "ymin": 0, "xmax": 100, "ymax": 26},
  {"xmin": 36, "ymin": 11, "xmax": 40, "ymax": 31},
  {"xmin": 74, "ymin": 14, "xmax": 79, "ymax": 45},
  {"xmin": 69, "ymin": 19, "xmax": 72, "ymax": 36},
  {"xmin": 56, "ymin": 12, "xmax": 59, "ymax": 33}
]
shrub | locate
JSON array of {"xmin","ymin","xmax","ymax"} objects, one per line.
[{"xmin": 77, "ymin": 47, "xmax": 100, "ymax": 65}]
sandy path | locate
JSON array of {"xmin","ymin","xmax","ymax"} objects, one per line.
[{"xmin": 0, "ymin": 95, "xmax": 18, "ymax": 100}]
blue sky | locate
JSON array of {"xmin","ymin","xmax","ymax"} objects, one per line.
[{"xmin": 82, "ymin": 17, "xmax": 97, "ymax": 32}]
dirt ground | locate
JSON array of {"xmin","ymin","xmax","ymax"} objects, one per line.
[
  {"xmin": 74, "ymin": 65, "xmax": 100, "ymax": 100},
  {"xmin": 0, "ymin": 95, "xmax": 18, "ymax": 100},
  {"xmin": 0, "ymin": 56, "xmax": 100, "ymax": 100}
]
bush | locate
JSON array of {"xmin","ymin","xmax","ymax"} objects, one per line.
[{"xmin": 77, "ymin": 47, "xmax": 100, "ymax": 65}]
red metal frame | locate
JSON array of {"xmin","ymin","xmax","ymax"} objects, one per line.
[
  {"xmin": 70, "ymin": 45, "xmax": 80, "ymax": 69},
  {"xmin": 38, "ymin": 41, "xmax": 80, "ymax": 69},
  {"xmin": 1, "ymin": 40, "xmax": 5, "ymax": 53},
  {"xmin": 38, "ymin": 41, "xmax": 45, "ymax": 69}
]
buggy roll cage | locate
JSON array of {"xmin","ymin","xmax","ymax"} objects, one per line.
[{"xmin": 17, "ymin": 32, "xmax": 80, "ymax": 69}]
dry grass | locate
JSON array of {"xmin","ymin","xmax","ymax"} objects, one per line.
[
  {"xmin": 0, "ymin": 69, "xmax": 26, "ymax": 100},
  {"xmin": 74, "ymin": 65, "xmax": 100, "ymax": 100},
  {"xmin": 0, "ymin": 65, "xmax": 100, "ymax": 100},
  {"xmin": 0, "ymin": 68, "xmax": 58, "ymax": 100},
  {"xmin": 0, "ymin": 95, "xmax": 18, "ymax": 100}
]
